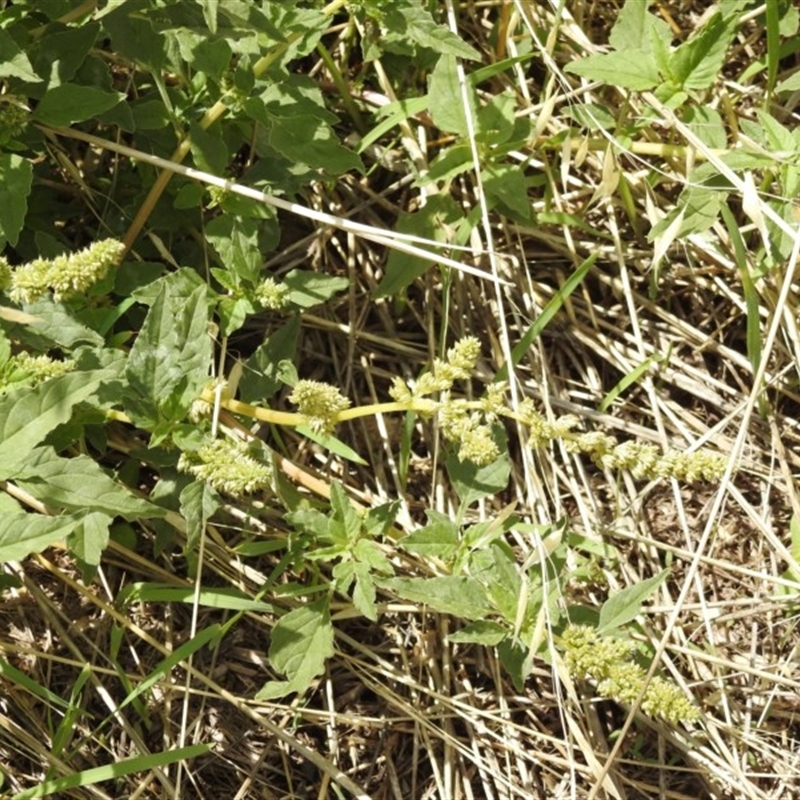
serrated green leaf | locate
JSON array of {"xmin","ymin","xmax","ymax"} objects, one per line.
[
  {"xmin": 205, "ymin": 215, "xmax": 262, "ymax": 285},
  {"xmin": 0, "ymin": 511, "xmax": 84, "ymax": 563},
  {"xmin": 379, "ymin": 576, "xmax": 493, "ymax": 620},
  {"xmin": 565, "ymin": 51, "xmax": 660, "ymax": 90},
  {"xmin": 598, "ymin": 569, "xmax": 669, "ymax": 634},
  {"xmin": 33, "ymin": 84, "xmax": 125, "ymax": 126},
  {"xmin": 14, "ymin": 447, "xmax": 164, "ymax": 520},
  {"xmin": 399, "ymin": 516, "xmax": 459, "ymax": 561},
  {"xmin": 0, "ymin": 369, "xmax": 116, "ymax": 480},
  {"xmin": 269, "ymin": 114, "xmax": 364, "ymax": 175},
  {"xmin": 0, "ymin": 153, "xmax": 33, "ymax": 248},
  {"xmin": 262, "ymin": 597, "xmax": 333, "ymax": 698},
  {"xmin": 125, "ymin": 282, "xmax": 211, "ymax": 427}
]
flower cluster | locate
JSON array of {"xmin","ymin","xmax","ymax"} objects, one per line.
[
  {"xmin": 562, "ymin": 624, "xmax": 699, "ymax": 723},
  {"xmin": 516, "ymin": 399, "xmax": 727, "ymax": 482},
  {"xmin": 289, "ymin": 379, "xmax": 351, "ymax": 435},
  {"xmin": 253, "ymin": 277, "xmax": 290, "ymax": 310},
  {"xmin": 389, "ymin": 336, "xmax": 504, "ymax": 465},
  {"xmin": 4, "ymin": 239, "xmax": 125, "ymax": 304},
  {"xmin": 0, "ymin": 352, "xmax": 75, "ymax": 394},
  {"xmin": 178, "ymin": 437, "xmax": 273, "ymax": 497}
]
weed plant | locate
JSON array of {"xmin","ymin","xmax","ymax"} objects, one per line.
[{"xmin": 1, "ymin": 1, "xmax": 799, "ymax": 798}]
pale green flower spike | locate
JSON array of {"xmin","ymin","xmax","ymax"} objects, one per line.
[
  {"xmin": 178, "ymin": 438, "xmax": 272, "ymax": 497},
  {"xmin": 562, "ymin": 624, "xmax": 699, "ymax": 724},
  {"xmin": 0, "ymin": 352, "xmax": 75, "ymax": 393},
  {"xmin": 289, "ymin": 379, "xmax": 351, "ymax": 435},
  {"xmin": 7, "ymin": 239, "xmax": 125, "ymax": 304},
  {"xmin": 254, "ymin": 277, "xmax": 290, "ymax": 310}
]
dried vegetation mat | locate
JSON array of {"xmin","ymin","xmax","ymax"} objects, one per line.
[{"xmin": 2, "ymin": 1, "xmax": 800, "ymax": 799}]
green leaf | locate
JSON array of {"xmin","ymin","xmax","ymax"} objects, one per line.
[
  {"xmin": 609, "ymin": 0, "xmax": 672, "ymax": 54},
  {"xmin": 119, "ymin": 583, "xmax": 277, "ymax": 613},
  {"xmin": 189, "ymin": 122, "xmax": 229, "ymax": 175},
  {"xmin": 125, "ymin": 282, "xmax": 211, "ymax": 428},
  {"xmin": 68, "ymin": 511, "xmax": 112, "ymax": 569},
  {"xmin": 12, "ymin": 744, "xmax": 210, "ymax": 800},
  {"xmin": 283, "ymin": 269, "xmax": 349, "ymax": 308},
  {"xmin": 206, "ymin": 215, "xmax": 262, "ymax": 285},
  {"xmin": 399, "ymin": 512, "xmax": 459, "ymax": 562},
  {"xmin": 16, "ymin": 299, "xmax": 104, "ymax": 348},
  {"xmin": 0, "ymin": 511, "xmax": 84, "ymax": 563},
  {"xmin": 0, "ymin": 369, "xmax": 117, "ymax": 481},
  {"xmin": 470, "ymin": 544, "xmax": 521, "ymax": 623},
  {"xmin": 565, "ymin": 51, "xmax": 661, "ymax": 90},
  {"xmin": 239, "ymin": 316, "xmax": 300, "ymax": 402},
  {"xmin": 446, "ymin": 430, "xmax": 510, "ymax": 508},
  {"xmin": 180, "ymin": 481, "xmax": 220, "ymax": 558},
  {"xmin": 30, "ymin": 22, "xmax": 101, "ymax": 93},
  {"xmin": 33, "ymin": 84, "xmax": 126, "ymax": 126},
  {"xmin": 14, "ymin": 447, "xmax": 165, "ymax": 520},
  {"xmin": 101, "ymin": 0, "xmax": 168, "ymax": 72},
  {"xmin": 484, "ymin": 164, "xmax": 532, "ymax": 223},
  {"xmin": 597, "ymin": 569, "xmax": 669, "ymax": 634},
  {"xmin": 259, "ymin": 597, "xmax": 334, "ymax": 699},
  {"xmin": 384, "ymin": 5, "xmax": 480, "ymax": 61},
  {"xmin": 669, "ymin": 12, "xmax": 737, "ymax": 90},
  {"xmin": 0, "ymin": 29, "xmax": 41, "ymax": 83},
  {"xmin": 682, "ymin": 106, "xmax": 727, "ymax": 149},
  {"xmin": 428, "ymin": 54, "xmax": 478, "ymax": 136},
  {"xmin": 379, "ymin": 576, "xmax": 494, "ymax": 620},
  {"xmin": 375, "ymin": 194, "xmax": 464, "ymax": 298},
  {"xmin": 0, "ymin": 153, "xmax": 33, "ymax": 248},
  {"xmin": 448, "ymin": 620, "xmax": 507, "ymax": 645},
  {"xmin": 269, "ymin": 114, "xmax": 364, "ymax": 175}
]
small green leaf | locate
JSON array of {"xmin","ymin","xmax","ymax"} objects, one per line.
[
  {"xmin": 380, "ymin": 576, "xmax": 493, "ymax": 620},
  {"xmin": 33, "ymin": 84, "xmax": 126, "ymax": 126},
  {"xmin": 240, "ymin": 316, "xmax": 300, "ymax": 402},
  {"xmin": 449, "ymin": 620, "xmax": 507, "ymax": 645},
  {"xmin": 609, "ymin": 0, "xmax": 672, "ymax": 54},
  {"xmin": 206, "ymin": 215, "xmax": 262, "ymax": 285},
  {"xmin": 597, "ymin": 569, "xmax": 669, "ymax": 634},
  {"xmin": 669, "ymin": 12, "xmax": 736, "ymax": 90},
  {"xmin": 283, "ymin": 269, "xmax": 349, "ymax": 308},
  {"xmin": 428, "ymin": 54, "xmax": 478, "ymax": 136},
  {"xmin": 0, "ymin": 153, "xmax": 33, "ymax": 248},
  {"xmin": 180, "ymin": 481, "xmax": 220, "ymax": 558},
  {"xmin": 384, "ymin": 6, "xmax": 480, "ymax": 61},
  {"xmin": 68, "ymin": 511, "xmax": 111, "ymax": 569},
  {"xmin": 446, "ymin": 429, "xmax": 510, "ymax": 508},
  {"xmin": 260, "ymin": 597, "xmax": 334, "ymax": 698},
  {"xmin": 565, "ymin": 51, "xmax": 661, "ymax": 90},
  {"xmin": 399, "ymin": 513, "xmax": 459, "ymax": 562}
]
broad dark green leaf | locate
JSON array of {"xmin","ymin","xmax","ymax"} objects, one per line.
[
  {"xmin": 68, "ymin": 511, "xmax": 111, "ymax": 569},
  {"xmin": 0, "ymin": 369, "xmax": 117, "ymax": 480},
  {"xmin": 384, "ymin": 6, "xmax": 480, "ymax": 61},
  {"xmin": 33, "ymin": 84, "xmax": 126, "ymax": 126},
  {"xmin": 448, "ymin": 620, "xmax": 507, "ymax": 645},
  {"xmin": 31, "ymin": 23, "xmax": 100, "ymax": 93},
  {"xmin": 205, "ymin": 215, "xmax": 262, "ymax": 285},
  {"xmin": 14, "ymin": 447, "xmax": 165, "ymax": 520},
  {"xmin": 125, "ymin": 282, "xmax": 211, "ymax": 427},
  {"xmin": 0, "ymin": 511, "xmax": 84, "ymax": 563},
  {"xmin": 0, "ymin": 153, "xmax": 33, "ymax": 248},
  {"xmin": 446, "ymin": 429, "xmax": 510, "ymax": 508},
  {"xmin": 269, "ymin": 114, "xmax": 364, "ymax": 175},
  {"xmin": 101, "ymin": 0, "xmax": 168, "ymax": 72},
  {"xmin": 669, "ymin": 12, "xmax": 736, "ymax": 90},
  {"xmin": 21, "ymin": 300, "xmax": 104, "ymax": 348},
  {"xmin": 399, "ymin": 515, "xmax": 459, "ymax": 562}
]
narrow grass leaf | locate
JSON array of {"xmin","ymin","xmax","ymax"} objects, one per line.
[
  {"xmin": 12, "ymin": 744, "xmax": 210, "ymax": 800},
  {"xmin": 598, "ymin": 352, "xmax": 665, "ymax": 413},
  {"xmin": 497, "ymin": 253, "xmax": 597, "ymax": 381},
  {"xmin": 0, "ymin": 656, "xmax": 69, "ymax": 710}
]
